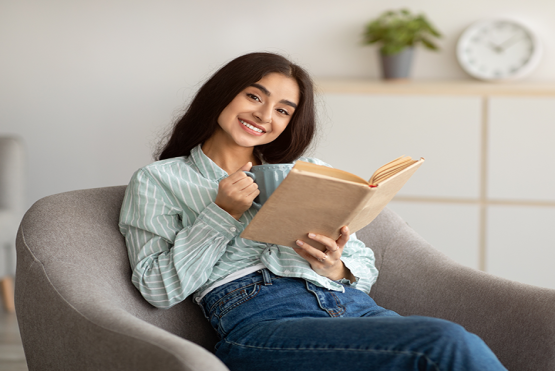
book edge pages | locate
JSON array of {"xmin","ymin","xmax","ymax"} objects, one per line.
[
  {"xmin": 374, "ymin": 158, "xmax": 424, "ymax": 187},
  {"xmin": 348, "ymin": 158, "xmax": 424, "ymax": 232},
  {"xmin": 294, "ymin": 161, "xmax": 368, "ymax": 184}
]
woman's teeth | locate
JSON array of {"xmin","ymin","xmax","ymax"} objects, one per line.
[{"xmin": 240, "ymin": 119, "xmax": 264, "ymax": 133}]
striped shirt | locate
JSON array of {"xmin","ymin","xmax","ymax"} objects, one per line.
[{"xmin": 119, "ymin": 144, "xmax": 379, "ymax": 309}]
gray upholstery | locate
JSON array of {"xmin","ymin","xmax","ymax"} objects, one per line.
[{"xmin": 15, "ymin": 186, "xmax": 555, "ymax": 370}]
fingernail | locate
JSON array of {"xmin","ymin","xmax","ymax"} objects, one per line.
[
  {"xmin": 296, "ymin": 240, "xmax": 304, "ymax": 246},
  {"xmin": 308, "ymin": 233, "xmax": 316, "ymax": 238}
]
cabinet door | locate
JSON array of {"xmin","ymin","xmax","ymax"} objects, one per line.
[
  {"xmin": 315, "ymin": 94, "xmax": 482, "ymax": 199},
  {"xmin": 486, "ymin": 97, "xmax": 555, "ymax": 288},
  {"xmin": 487, "ymin": 205, "xmax": 555, "ymax": 290},
  {"xmin": 488, "ymin": 97, "xmax": 555, "ymax": 202}
]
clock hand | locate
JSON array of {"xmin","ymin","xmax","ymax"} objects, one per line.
[
  {"xmin": 488, "ymin": 42, "xmax": 502, "ymax": 53},
  {"xmin": 486, "ymin": 39, "xmax": 503, "ymax": 53},
  {"xmin": 498, "ymin": 34, "xmax": 521, "ymax": 51}
]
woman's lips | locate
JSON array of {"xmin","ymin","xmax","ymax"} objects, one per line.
[{"xmin": 239, "ymin": 119, "xmax": 266, "ymax": 135}]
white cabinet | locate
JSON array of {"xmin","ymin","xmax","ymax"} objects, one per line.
[
  {"xmin": 315, "ymin": 94, "xmax": 482, "ymax": 199},
  {"xmin": 486, "ymin": 96, "xmax": 555, "ymax": 288},
  {"xmin": 488, "ymin": 97, "xmax": 555, "ymax": 202},
  {"xmin": 487, "ymin": 205, "xmax": 555, "ymax": 289},
  {"xmin": 315, "ymin": 80, "xmax": 555, "ymax": 289}
]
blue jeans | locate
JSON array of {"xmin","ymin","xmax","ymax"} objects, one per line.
[{"xmin": 200, "ymin": 269, "xmax": 506, "ymax": 371}]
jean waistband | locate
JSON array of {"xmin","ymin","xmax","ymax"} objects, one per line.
[{"xmin": 199, "ymin": 269, "xmax": 276, "ymax": 312}]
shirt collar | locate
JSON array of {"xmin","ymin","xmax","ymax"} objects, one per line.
[{"xmin": 191, "ymin": 144, "xmax": 228, "ymax": 181}]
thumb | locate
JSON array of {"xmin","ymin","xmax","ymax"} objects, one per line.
[
  {"xmin": 239, "ymin": 162, "xmax": 253, "ymax": 172},
  {"xmin": 337, "ymin": 226, "xmax": 350, "ymax": 247}
]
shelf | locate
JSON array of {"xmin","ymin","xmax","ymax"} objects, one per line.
[{"xmin": 315, "ymin": 79, "xmax": 555, "ymax": 96}]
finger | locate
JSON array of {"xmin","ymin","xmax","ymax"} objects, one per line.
[
  {"xmin": 336, "ymin": 226, "xmax": 350, "ymax": 248},
  {"xmin": 226, "ymin": 162, "xmax": 253, "ymax": 182},
  {"xmin": 224, "ymin": 172, "xmax": 256, "ymax": 192},
  {"xmin": 227, "ymin": 170, "xmax": 251, "ymax": 183},
  {"xmin": 295, "ymin": 240, "xmax": 329, "ymax": 263},
  {"xmin": 246, "ymin": 185, "xmax": 260, "ymax": 198},
  {"xmin": 239, "ymin": 161, "xmax": 253, "ymax": 172},
  {"xmin": 232, "ymin": 180, "xmax": 259, "ymax": 200},
  {"xmin": 307, "ymin": 233, "xmax": 339, "ymax": 254},
  {"xmin": 291, "ymin": 246, "xmax": 312, "ymax": 262}
]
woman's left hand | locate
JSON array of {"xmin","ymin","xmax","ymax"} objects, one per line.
[{"xmin": 293, "ymin": 226, "xmax": 354, "ymax": 282}]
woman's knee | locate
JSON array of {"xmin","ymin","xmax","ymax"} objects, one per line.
[{"xmin": 412, "ymin": 316, "xmax": 476, "ymax": 345}]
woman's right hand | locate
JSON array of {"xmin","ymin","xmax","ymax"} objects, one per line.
[{"xmin": 215, "ymin": 162, "xmax": 260, "ymax": 220}]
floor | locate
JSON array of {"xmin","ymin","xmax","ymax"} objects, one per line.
[{"xmin": 0, "ymin": 310, "xmax": 27, "ymax": 371}]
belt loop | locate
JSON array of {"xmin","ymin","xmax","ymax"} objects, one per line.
[{"xmin": 261, "ymin": 269, "xmax": 273, "ymax": 286}]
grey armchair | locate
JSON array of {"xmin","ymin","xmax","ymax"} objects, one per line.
[{"xmin": 15, "ymin": 186, "xmax": 555, "ymax": 371}]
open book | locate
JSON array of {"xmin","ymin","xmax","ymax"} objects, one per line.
[{"xmin": 240, "ymin": 156, "xmax": 424, "ymax": 250}]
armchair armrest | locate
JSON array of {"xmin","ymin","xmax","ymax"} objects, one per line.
[
  {"xmin": 358, "ymin": 208, "xmax": 555, "ymax": 371},
  {"xmin": 15, "ymin": 187, "xmax": 228, "ymax": 371}
]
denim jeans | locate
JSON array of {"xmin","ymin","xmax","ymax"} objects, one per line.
[{"xmin": 200, "ymin": 269, "xmax": 507, "ymax": 371}]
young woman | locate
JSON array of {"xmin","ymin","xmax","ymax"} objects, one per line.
[{"xmin": 119, "ymin": 52, "xmax": 507, "ymax": 371}]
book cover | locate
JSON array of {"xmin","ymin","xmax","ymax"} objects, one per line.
[{"xmin": 241, "ymin": 157, "xmax": 424, "ymax": 250}]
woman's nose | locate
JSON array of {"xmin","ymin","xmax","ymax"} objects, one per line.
[{"xmin": 253, "ymin": 106, "xmax": 272, "ymax": 123}]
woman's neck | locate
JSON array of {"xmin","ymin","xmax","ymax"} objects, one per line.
[{"xmin": 202, "ymin": 134, "xmax": 260, "ymax": 174}]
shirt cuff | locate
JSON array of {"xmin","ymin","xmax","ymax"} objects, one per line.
[
  {"xmin": 334, "ymin": 277, "xmax": 355, "ymax": 286},
  {"xmin": 196, "ymin": 202, "xmax": 245, "ymax": 240},
  {"xmin": 340, "ymin": 256, "xmax": 367, "ymax": 286}
]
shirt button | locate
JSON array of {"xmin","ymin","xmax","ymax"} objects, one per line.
[{"xmin": 230, "ymin": 227, "xmax": 236, "ymax": 232}]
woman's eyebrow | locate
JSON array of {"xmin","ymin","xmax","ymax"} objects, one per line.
[
  {"xmin": 251, "ymin": 83, "xmax": 271, "ymax": 96},
  {"xmin": 250, "ymin": 83, "xmax": 298, "ymax": 109}
]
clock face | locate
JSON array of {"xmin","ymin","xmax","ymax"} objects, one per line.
[{"xmin": 457, "ymin": 19, "xmax": 542, "ymax": 81}]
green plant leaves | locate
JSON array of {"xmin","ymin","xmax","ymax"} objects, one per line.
[{"xmin": 363, "ymin": 8, "xmax": 442, "ymax": 55}]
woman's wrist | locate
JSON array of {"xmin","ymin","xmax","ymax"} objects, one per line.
[{"xmin": 327, "ymin": 261, "xmax": 355, "ymax": 283}]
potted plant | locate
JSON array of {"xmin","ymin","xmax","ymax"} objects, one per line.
[{"xmin": 363, "ymin": 9, "xmax": 442, "ymax": 80}]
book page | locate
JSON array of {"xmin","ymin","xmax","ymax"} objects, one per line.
[
  {"xmin": 369, "ymin": 156, "xmax": 418, "ymax": 185},
  {"xmin": 294, "ymin": 161, "xmax": 368, "ymax": 184}
]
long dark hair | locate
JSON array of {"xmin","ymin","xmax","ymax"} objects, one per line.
[{"xmin": 156, "ymin": 52, "xmax": 316, "ymax": 163}]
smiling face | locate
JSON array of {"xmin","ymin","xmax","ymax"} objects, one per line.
[{"xmin": 215, "ymin": 72, "xmax": 300, "ymax": 150}]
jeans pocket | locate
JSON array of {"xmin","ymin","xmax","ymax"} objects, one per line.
[{"xmin": 209, "ymin": 282, "xmax": 261, "ymax": 337}]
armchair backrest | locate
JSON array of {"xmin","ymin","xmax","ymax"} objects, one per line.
[{"xmin": 16, "ymin": 186, "xmax": 219, "ymax": 352}]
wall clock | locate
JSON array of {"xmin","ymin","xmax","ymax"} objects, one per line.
[{"xmin": 456, "ymin": 18, "xmax": 542, "ymax": 81}]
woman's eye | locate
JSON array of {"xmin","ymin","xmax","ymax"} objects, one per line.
[
  {"xmin": 277, "ymin": 108, "xmax": 290, "ymax": 116},
  {"xmin": 247, "ymin": 93, "xmax": 261, "ymax": 102}
]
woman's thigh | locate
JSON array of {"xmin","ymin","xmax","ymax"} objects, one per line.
[{"xmin": 217, "ymin": 315, "xmax": 504, "ymax": 371}]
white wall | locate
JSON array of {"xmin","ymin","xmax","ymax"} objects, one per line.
[{"xmin": 2, "ymin": 0, "xmax": 555, "ymax": 208}]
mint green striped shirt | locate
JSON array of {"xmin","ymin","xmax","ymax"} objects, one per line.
[{"xmin": 119, "ymin": 144, "xmax": 379, "ymax": 309}]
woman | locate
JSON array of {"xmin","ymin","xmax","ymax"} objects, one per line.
[{"xmin": 119, "ymin": 52, "xmax": 506, "ymax": 370}]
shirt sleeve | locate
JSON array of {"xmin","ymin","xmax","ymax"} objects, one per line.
[
  {"xmin": 119, "ymin": 169, "xmax": 244, "ymax": 309},
  {"xmin": 340, "ymin": 232, "xmax": 379, "ymax": 294}
]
